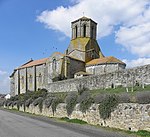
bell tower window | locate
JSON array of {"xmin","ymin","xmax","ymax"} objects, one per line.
[
  {"xmin": 83, "ymin": 24, "xmax": 86, "ymax": 37},
  {"xmin": 52, "ymin": 58, "xmax": 57, "ymax": 71},
  {"xmin": 91, "ymin": 26, "xmax": 94, "ymax": 39},
  {"xmin": 75, "ymin": 26, "xmax": 78, "ymax": 38}
]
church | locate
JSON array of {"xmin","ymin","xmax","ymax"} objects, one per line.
[{"xmin": 10, "ymin": 17, "xmax": 126, "ymax": 96}]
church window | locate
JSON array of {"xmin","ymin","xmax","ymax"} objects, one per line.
[
  {"xmin": 52, "ymin": 58, "xmax": 57, "ymax": 71},
  {"xmin": 75, "ymin": 26, "xmax": 78, "ymax": 38},
  {"xmin": 83, "ymin": 24, "xmax": 86, "ymax": 37}
]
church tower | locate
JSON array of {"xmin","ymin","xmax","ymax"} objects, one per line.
[
  {"xmin": 71, "ymin": 16, "xmax": 97, "ymax": 40},
  {"xmin": 66, "ymin": 16, "xmax": 104, "ymax": 63}
]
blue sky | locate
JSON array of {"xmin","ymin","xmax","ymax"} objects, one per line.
[{"xmin": 0, "ymin": 0, "xmax": 150, "ymax": 93}]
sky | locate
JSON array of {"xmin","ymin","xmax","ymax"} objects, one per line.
[{"xmin": 0, "ymin": 0, "xmax": 150, "ymax": 94}]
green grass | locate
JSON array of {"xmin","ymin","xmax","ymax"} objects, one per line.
[
  {"xmin": 90, "ymin": 85, "xmax": 150, "ymax": 96},
  {"xmin": 124, "ymin": 130, "xmax": 150, "ymax": 137},
  {"xmin": 60, "ymin": 117, "xmax": 87, "ymax": 124}
]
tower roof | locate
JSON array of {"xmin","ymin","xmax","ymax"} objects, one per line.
[{"xmin": 71, "ymin": 16, "xmax": 97, "ymax": 24}]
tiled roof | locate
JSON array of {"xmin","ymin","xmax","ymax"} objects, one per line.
[
  {"xmin": 17, "ymin": 58, "xmax": 48, "ymax": 69},
  {"xmin": 53, "ymin": 52, "xmax": 65, "ymax": 56},
  {"xmin": 86, "ymin": 56, "xmax": 126, "ymax": 66}
]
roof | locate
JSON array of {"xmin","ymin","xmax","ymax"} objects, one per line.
[
  {"xmin": 53, "ymin": 52, "xmax": 65, "ymax": 56},
  {"xmin": 71, "ymin": 16, "xmax": 97, "ymax": 24},
  {"xmin": 86, "ymin": 56, "xmax": 126, "ymax": 66},
  {"xmin": 66, "ymin": 55, "xmax": 85, "ymax": 62},
  {"xmin": 17, "ymin": 58, "xmax": 48, "ymax": 69}
]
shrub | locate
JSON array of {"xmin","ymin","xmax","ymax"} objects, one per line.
[
  {"xmin": 33, "ymin": 97, "xmax": 43, "ymax": 106},
  {"xmin": 51, "ymin": 97, "xmax": 60, "ymax": 116},
  {"xmin": 77, "ymin": 84, "xmax": 88, "ymax": 95},
  {"xmin": 94, "ymin": 94, "xmax": 108, "ymax": 104},
  {"xmin": 31, "ymin": 89, "xmax": 47, "ymax": 100},
  {"xmin": 44, "ymin": 97, "xmax": 54, "ymax": 108},
  {"xmin": 0, "ymin": 99, "xmax": 5, "ymax": 107},
  {"xmin": 135, "ymin": 91, "xmax": 150, "ymax": 104},
  {"xmin": 25, "ymin": 98, "xmax": 33, "ymax": 107},
  {"xmin": 66, "ymin": 92, "xmax": 78, "ymax": 116},
  {"xmin": 98, "ymin": 94, "xmax": 118, "ymax": 120},
  {"xmin": 118, "ymin": 93, "xmax": 130, "ymax": 103},
  {"xmin": 78, "ymin": 91, "xmax": 93, "ymax": 113}
]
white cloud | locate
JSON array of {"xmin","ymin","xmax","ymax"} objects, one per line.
[
  {"xmin": 116, "ymin": 22, "xmax": 150, "ymax": 57},
  {"xmin": 0, "ymin": 70, "xmax": 10, "ymax": 93},
  {"xmin": 0, "ymin": 70, "xmax": 7, "ymax": 75},
  {"xmin": 123, "ymin": 58, "xmax": 150, "ymax": 68},
  {"xmin": 37, "ymin": 0, "xmax": 150, "ymax": 60}
]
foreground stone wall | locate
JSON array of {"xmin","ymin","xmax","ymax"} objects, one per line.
[
  {"xmin": 8, "ymin": 103, "xmax": 150, "ymax": 132},
  {"xmin": 47, "ymin": 64, "xmax": 150, "ymax": 92}
]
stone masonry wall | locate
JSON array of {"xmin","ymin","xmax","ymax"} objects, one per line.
[
  {"xmin": 47, "ymin": 64, "xmax": 150, "ymax": 92},
  {"xmin": 8, "ymin": 103, "xmax": 150, "ymax": 132}
]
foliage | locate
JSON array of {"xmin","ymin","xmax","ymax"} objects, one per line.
[
  {"xmin": 98, "ymin": 94, "xmax": 118, "ymax": 120},
  {"xmin": 78, "ymin": 91, "xmax": 93, "ymax": 113},
  {"xmin": 33, "ymin": 97, "xmax": 43, "ymax": 106},
  {"xmin": 94, "ymin": 94, "xmax": 108, "ymax": 104},
  {"xmin": 76, "ymin": 84, "xmax": 88, "ymax": 95},
  {"xmin": 65, "ymin": 92, "xmax": 78, "ymax": 116},
  {"xmin": 0, "ymin": 99, "xmax": 5, "ymax": 107},
  {"xmin": 136, "ymin": 130, "xmax": 150, "ymax": 137},
  {"xmin": 60, "ymin": 117, "xmax": 87, "ymax": 124},
  {"xmin": 44, "ymin": 97, "xmax": 54, "ymax": 108},
  {"xmin": 118, "ymin": 93, "xmax": 130, "ymax": 103},
  {"xmin": 25, "ymin": 98, "xmax": 33, "ymax": 107},
  {"xmin": 51, "ymin": 97, "xmax": 60, "ymax": 116},
  {"xmin": 135, "ymin": 91, "xmax": 150, "ymax": 104}
]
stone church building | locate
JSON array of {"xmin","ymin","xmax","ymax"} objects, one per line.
[{"xmin": 10, "ymin": 17, "xmax": 126, "ymax": 96}]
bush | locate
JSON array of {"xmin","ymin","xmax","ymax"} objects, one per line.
[
  {"xmin": 98, "ymin": 94, "xmax": 118, "ymax": 120},
  {"xmin": 44, "ymin": 97, "xmax": 54, "ymax": 108},
  {"xmin": 33, "ymin": 97, "xmax": 43, "ymax": 106},
  {"xmin": 94, "ymin": 94, "xmax": 108, "ymax": 104},
  {"xmin": 66, "ymin": 92, "xmax": 78, "ymax": 116},
  {"xmin": 135, "ymin": 91, "xmax": 150, "ymax": 104},
  {"xmin": 77, "ymin": 84, "xmax": 88, "ymax": 95},
  {"xmin": 31, "ymin": 89, "xmax": 48, "ymax": 100},
  {"xmin": 78, "ymin": 91, "xmax": 93, "ymax": 113},
  {"xmin": 51, "ymin": 97, "xmax": 60, "ymax": 116},
  {"xmin": 118, "ymin": 93, "xmax": 130, "ymax": 103},
  {"xmin": 0, "ymin": 99, "xmax": 5, "ymax": 107},
  {"xmin": 25, "ymin": 98, "xmax": 33, "ymax": 107}
]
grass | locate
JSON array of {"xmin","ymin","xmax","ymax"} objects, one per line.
[
  {"xmin": 125, "ymin": 130, "xmax": 150, "ymax": 137},
  {"xmin": 89, "ymin": 85, "xmax": 150, "ymax": 98},
  {"xmin": 60, "ymin": 117, "xmax": 87, "ymax": 124},
  {"xmin": 95, "ymin": 125, "xmax": 150, "ymax": 137}
]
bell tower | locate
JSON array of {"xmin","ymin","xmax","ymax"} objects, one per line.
[
  {"xmin": 71, "ymin": 17, "xmax": 97, "ymax": 40},
  {"xmin": 66, "ymin": 16, "xmax": 104, "ymax": 63}
]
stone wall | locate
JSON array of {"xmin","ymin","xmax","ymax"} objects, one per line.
[
  {"xmin": 7, "ymin": 103, "xmax": 150, "ymax": 132},
  {"xmin": 47, "ymin": 64, "xmax": 150, "ymax": 92}
]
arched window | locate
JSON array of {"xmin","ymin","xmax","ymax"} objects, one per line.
[
  {"xmin": 91, "ymin": 26, "xmax": 94, "ymax": 39},
  {"xmin": 75, "ymin": 26, "xmax": 78, "ymax": 38},
  {"xmin": 52, "ymin": 58, "xmax": 57, "ymax": 71},
  {"xmin": 83, "ymin": 24, "xmax": 86, "ymax": 37}
]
